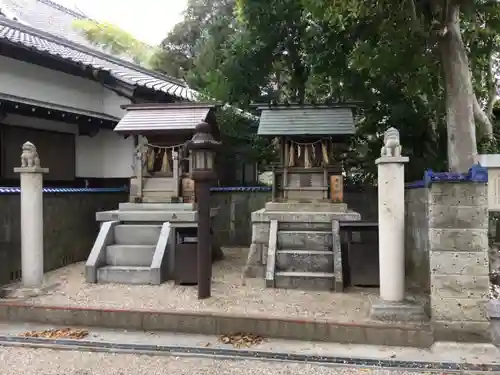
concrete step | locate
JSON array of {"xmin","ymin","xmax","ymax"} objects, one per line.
[
  {"xmin": 97, "ymin": 266, "xmax": 152, "ymax": 285},
  {"xmin": 274, "ymin": 271, "xmax": 335, "ymax": 291},
  {"xmin": 276, "ymin": 249, "xmax": 333, "ymax": 273},
  {"xmin": 117, "ymin": 210, "xmax": 197, "ymax": 222},
  {"xmin": 119, "ymin": 203, "xmax": 194, "ymax": 211},
  {"xmin": 277, "ymin": 230, "xmax": 332, "ymax": 250},
  {"xmin": 114, "ymin": 224, "xmax": 161, "ymax": 245},
  {"xmin": 105, "ymin": 245, "xmax": 156, "ymax": 267}
]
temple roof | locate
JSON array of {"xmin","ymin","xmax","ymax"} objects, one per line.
[
  {"xmin": 256, "ymin": 105, "xmax": 356, "ymax": 136},
  {"xmin": 113, "ymin": 103, "xmax": 219, "ymax": 133}
]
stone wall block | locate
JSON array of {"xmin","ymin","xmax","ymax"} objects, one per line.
[
  {"xmin": 428, "ymin": 228, "xmax": 488, "ymax": 252},
  {"xmin": 429, "ymin": 183, "xmax": 487, "ymax": 207},
  {"xmin": 431, "ymin": 297, "xmax": 489, "ymax": 321},
  {"xmin": 430, "ymin": 275, "xmax": 490, "ymax": 299},
  {"xmin": 428, "ymin": 205, "xmax": 488, "ymax": 230},
  {"xmin": 430, "ymin": 251, "xmax": 489, "ymax": 276}
]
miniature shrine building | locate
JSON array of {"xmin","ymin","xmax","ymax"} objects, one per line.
[
  {"xmin": 246, "ymin": 104, "xmax": 364, "ymax": 293},
  {"xmin": 258, "ymin": 104, "xmax": 356, "ymax": 204}
]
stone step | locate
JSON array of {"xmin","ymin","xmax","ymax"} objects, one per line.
[
  {"xmin": 114, "ymin": 224, "xmax": 161, "ymax": 245},
  {"xmin": 278, "ymin": 222, "xmax": 333, "ymax": 231},
  {"xmin": 117, "ymin": 210, "xmax": 197, "ymax": 222},
  {"xmin": 106, "ymin": 245, "xmax": 156, "ymax": 267},
  {"xmin": 276, "ymin": 249, "xmax": 333, "ymax": 273},
  {"xmin": 277, "ymin": 230, "xmax": 332, "ymax": 250},
  {"xmin": 119, "ymin": 203, "xmax": 194, "ymax": 211},
  {"xmin": 274, "ymin": 271, "xmax": 335, "ymax": 291},
  {"xmin": 97, "ymin": 266, "xmax": 152, "ymax": 285}
]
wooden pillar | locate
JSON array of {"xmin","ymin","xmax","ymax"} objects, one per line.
[
  {"xmin": 283, "ymin": 137, "xmax": 289, "ymax": 200},
  {"xmin": 173, "ymin": 149, "xmax": 179, "ymax": 198}
]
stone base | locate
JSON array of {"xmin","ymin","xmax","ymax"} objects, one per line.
[
  {"xmin": 369, "ymin": 296, "xmax": 427, "ymax": 322},
  {"xmin": 265, "ymin": 201, "xmax": 348, "ymax": 213}
]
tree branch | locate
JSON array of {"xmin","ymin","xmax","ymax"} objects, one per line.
[{"xmin": 473, "ymin": 93, "xmax": 494, "ymax": 139}]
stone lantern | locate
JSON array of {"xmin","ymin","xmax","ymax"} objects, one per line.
[{"xmin": 186, "ymin": 121, "xmax": 221, "ymax": 299}]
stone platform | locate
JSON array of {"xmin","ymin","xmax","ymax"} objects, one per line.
[
  {"xmin": 87, "ymin": 202, "xmax": 220, "ymax": 285},
  {"xmin": 248, "ymin": 202, "xmax": 361, "ymax": 292}
]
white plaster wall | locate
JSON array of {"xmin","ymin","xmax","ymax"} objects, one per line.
[
  {"xmin": 75, "ymin": 129, "xmax": 134, "ymax": 178},
  {"xmin": 0, "ymin": 56, "xmax": 129, "ymax": 118}
]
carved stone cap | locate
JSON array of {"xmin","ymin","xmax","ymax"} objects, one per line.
[
  {"xmin": 14, "ymin": 166, "xmax": 49, "ymax": 174},
  {"xmin": 375, "ymin": 156, "xmax": 409, "ymax": 165}
]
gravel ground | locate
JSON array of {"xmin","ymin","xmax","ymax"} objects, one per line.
[
  {"xmin": 8, "ymin": 248, "xmax": 375, "ymax": 321},
  {"xmin": 0, "ymin": 347, "xmax": 441, "ymax": 375}
]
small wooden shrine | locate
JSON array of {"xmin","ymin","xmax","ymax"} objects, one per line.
[
  {"xmin": 113, "ymin": 103, "xmax": 221, "ymax": 203},
  {"xmin": 257, "ymin": 104, "xmax": 356, "ymax": 204},
  {"xmin": 244, "ymin": 104, "xmax": 361, "ymax": 293}
]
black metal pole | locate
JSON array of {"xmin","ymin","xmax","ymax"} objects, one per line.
[{"xmin": 196, "ymin": 179, "xmax": 211, "ymax": 299}]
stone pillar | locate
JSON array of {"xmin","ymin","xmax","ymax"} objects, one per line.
[
  {"xmin": 370, "ymin": 128, "xmax": 424, "ymax": 322},
  {"xmin": 14, "ymin": 142, "xmax": 48, "ymax": 287},
  {"xmin": 429, "ymin": 180, "xmax": 490, "ymax": 341},
  {"xmin": 377, "ymin": 157, "xmax": 408, "ymax": 301}
]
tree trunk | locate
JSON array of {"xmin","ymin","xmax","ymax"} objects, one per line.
[
  {"xmin": 474, "ymin": 94, "xmax": 494, "ymax": 140},
  {"xmin": 439, "ymin": 3, "xmax": 477, "ymax": 173}
]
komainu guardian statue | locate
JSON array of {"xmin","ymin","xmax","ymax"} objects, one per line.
[
  {"xmin": 380, "ymin": 127, "xmax": 402, "ymax": 158},
  {"xmin": 20, "ymin": 141, "xmax": 41, "ymax": 168}
]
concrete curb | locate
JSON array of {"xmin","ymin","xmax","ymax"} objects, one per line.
[
  {"xmin": 0, "ymin": 335, "xmax": 497, "ymax": 373},
  {"xmin": 0, "ymin": 303, "xmax": 433, "ymax": 347}
]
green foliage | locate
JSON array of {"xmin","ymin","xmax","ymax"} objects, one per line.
[
  {"xmin": 215, "ymin": 107, "xmax": 275, "ymax": 166},
  {"xmin": 77, "ymin": 0, "xmax": 500, "ymax": 179},
  {"xmin": 72, "ymin": 19, "xmax": 156, "ymax": 67}
]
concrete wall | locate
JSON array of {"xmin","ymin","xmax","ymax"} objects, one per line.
[
  {"xmin": 405, "ymin": 188, "xmax": 430, "ymax": 292},
  {"xmin": 0, "ymin": 191, "xmax": 127, "ymax": 286},
  {"xmin": 212, "ymin": 187, "xmax": 379, "ymax": 246}
]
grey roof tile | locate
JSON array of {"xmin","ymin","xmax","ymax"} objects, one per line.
[
  {"xmin": 0, "ymin": 17, "xmax": 199, "ymax": 101},
  {"xmin": 257, "ymin": 106, "xmax": 355, "ymax": 136},
  {"xmin": 114, "ymin": 103, "xmax": 215, "ymax": 132}
]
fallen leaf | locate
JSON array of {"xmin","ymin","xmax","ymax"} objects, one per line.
[
  {"xmin": 218, "ymin": 332, "xmax": 266, "ymax": 348},
  {"xmin": 20, "ymin": 328, "xmax": 89, "ymax": 340}
]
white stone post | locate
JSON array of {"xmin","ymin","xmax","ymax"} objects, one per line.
[
  {"xmin": 369, "ymin": 128, "xmax": 424, "ymax": 322},
  {"xmin": 376, "ymin": 127, "xmax": 408, "ymax": 302},
  {"xmin": 14, "ymin": 141, "xmax": 48, "ymax": 287}
]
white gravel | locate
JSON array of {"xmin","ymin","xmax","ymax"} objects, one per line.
[
  {"xmin": 0, "ymin": 347, "xmax": 427, "ymax": 375},
  {"xmin": 10, "ymin": 248, "xmax": 373, "ymax": 321}
]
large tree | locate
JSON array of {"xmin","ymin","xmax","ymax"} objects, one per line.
[
  {"xmin": 303, "ymin": 0, "xmax": 500, "ymax": 172},
  {"xmin": 210, "ymin": 0, "xmax": 500, "ymax": 173}
]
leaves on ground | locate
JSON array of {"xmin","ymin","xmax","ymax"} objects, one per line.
[
  {"xmin": 20, "ymin": 327, "xmax": 89, "ymax": 340},
  {"xmin": 218, "ymin": 332, "xmax": 266, "ymax": 348}
]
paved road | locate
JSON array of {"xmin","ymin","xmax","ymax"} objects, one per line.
[{"xmin": 0, "ymin": 347, "xmax": 445, "ymax": 375}]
